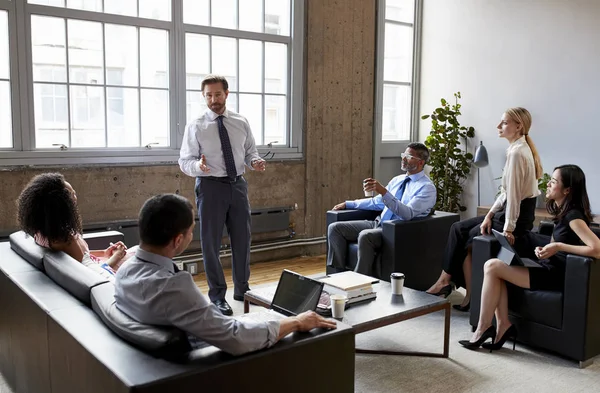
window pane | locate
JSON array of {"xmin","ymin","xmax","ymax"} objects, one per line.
[
  {"xmin": 265, "ymin": 95, "xmax": 286, "ymax": 146},
  {"xmin": 32, "ymin": 16, "xmax": 67, "ymax": 83},
  {"xmin": 185, "ymin": 34, "xmax": 209, "ymax": 90},
  {"xmin": 265, "ymin": 43, "xmax": 287, "ymax": 94},
  {"xmin": 239, "ymin": 0, "xmax": 262, "ymax": 33},
  {"xmin": 139, "ymin": 0, "xmax": 171, "ymax": 21},
  {"xmin": 0, "ymin": 11, "xmax": 8, "ymax": 80},
  {"xmin": 211, "ymin": 36, "xmax": 237, "ymax": 91},
  {"xmin": 211, "ymin": 0, "xmax": 237, "ymax": 29},
  {"xmin": 106, "ymin": 25, "xmax": 138, "ymax": 86},
  {"xmin": 70, "ymin": 85, "xmax": 105, "ymax": 147},
  {"xmin": 67, "ymin": 0, "xmax": 102, "ymax": 12},
  {"xmin": 239, "ymin": 94, "xmax": 262, "ymax": 144},
  {"xmin": 186, "ymin": 91, "xmax": 207, "ymax": 123},
  {"xmin": 140, "ymin": 28, "xmax": 169, "ymax": 88},
  {"xmin": 227, "ymin": 93, "xmax": 237, "ymax": 113},
  {"xmin": 382, "ymin": 84, "xmax": 410, "ymax": 141},
  {"xmin": 265, "ymin": 0, "xmax": 290, "ymax": 36},
  {"xmin": 34, "ymin": 83, "xmax": 69, "ymax": 148},
  {"xmin": 141, "ymin": 89, "xmax": 169, "ymax": 146},
  {"xmin": 68, "ymin": 20, "xmax": 104, "ymax": 84},
  {"xmin": 183, "ymin": 0, "xmax": 209, "ymax": 26},
  {"xmin": 0, "ymin": 81, "xmax": 12, "ymax": 148},
  {"xmin": 385, "ymin": 0, "xmax": 414, "ymax": 23},
  {"xmin": 107, "ymin": 87, "xmax": 139, "ymax": 147},
  {"xmin": 239, "ymin": 40, "xmax": 262, "ymax": 93},
  {"xmin": 105, "ymin": 0, "xmax": 137, "ymax": 17},
  {"xmin": 383, "ymin": 23, "xmax": 413, "ymax": 83},
  {"xmin": 28, "ymin": 0, "xmax": 65, "ymax": 7}
]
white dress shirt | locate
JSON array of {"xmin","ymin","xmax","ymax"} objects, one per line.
[
  {"xmin": 490, "ymin": 136, "xmax": 540, "ymax": 232},
  {"xmin": 114, "ymin": 248, "xmax": 279, "ymax": 356},
  {"xmin": 179, "ymin": 108, "xmax": 262, "ymax": 178}
]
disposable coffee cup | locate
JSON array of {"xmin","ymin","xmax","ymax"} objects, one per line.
[
  {"xmin": 363, "ymin": 179, "xmax": 374, "ymax": 197},
  {"xmin": 391, "ymin": 272, "xmax": 405, "ymax": 295},
  {"xmin": 330, "ymin": 294, "xmax": 347, "ymax": 318}
]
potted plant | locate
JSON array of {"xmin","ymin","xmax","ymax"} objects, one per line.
[
  {"xmin": 537, "ymin": 172, "xmax": 551, "ymax": 208},
  {"xmin": 422, "ymin": 92, "xmax": 475, "ymax": 213}
]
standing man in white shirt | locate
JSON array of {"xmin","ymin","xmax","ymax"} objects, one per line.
[{"xmin": 179, "ymin": 75, "xmax": 266, "ymax": 316}]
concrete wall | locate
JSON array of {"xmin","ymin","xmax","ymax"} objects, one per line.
[
  {"xmin": 419, "ymin": 0, "xmax": 600, "ymax": 217},
  {"xmin": 0, "ymin": 0, "xmax": 377, "ymax": 261}
]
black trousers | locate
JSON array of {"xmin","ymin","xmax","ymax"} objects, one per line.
[{"xmin": 442, "ymin": 197, "xmax": 537, "ymax": 289}]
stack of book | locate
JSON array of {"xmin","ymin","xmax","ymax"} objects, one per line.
[{"xmin": 319, "ymin": 271, "xmax": 378, "ymax": 305}]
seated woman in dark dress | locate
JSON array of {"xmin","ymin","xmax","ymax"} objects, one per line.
[{"xmin": 460, "ymin": 164, "xmax": 600, "ymax": 350}]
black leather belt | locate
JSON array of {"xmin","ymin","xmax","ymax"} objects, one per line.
[{"xmin": 203, "ymin": 175, "xmax": 243, "ymax": 183}]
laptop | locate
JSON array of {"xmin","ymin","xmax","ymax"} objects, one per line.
[
  {"xmin": 240, "ymin": 270, "xmax": 325, "ymax": 322},
  {"xmin": 492, "ymin": 229, "xmax": 543, "ymax": 268}
]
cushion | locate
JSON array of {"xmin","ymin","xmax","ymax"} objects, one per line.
[
  {"xmin": 507, "ymin": 286, "xmax": 563, "ymax": 329},
  {"xmin": 9, "ymin": 231, "xmax": 47, "ymax": 271},
  {"xmin": 43, "ymin": 251, "xmax": 109, "ymax": 306},
  {"xmin": 90, "ymin": 282, "xmax": 191, "ymax": 357}
]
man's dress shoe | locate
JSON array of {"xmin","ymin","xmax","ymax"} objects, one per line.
[{"xmin": 213, "ymin": 299, "xmax": 233, "ymax": 316}]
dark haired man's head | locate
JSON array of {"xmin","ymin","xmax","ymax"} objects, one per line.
[
  {"xmin": 401, "ymin": 142, "xmax": 430, "ymax": 174},
  {"xmin": 201, "ymin": 75, "xmax": 229, "ymax": 115},
  {"xmin": 17, "ymin": 172, "xmax": 82, "ymax": 245},
  {"xmin": 546, "ymin": 164, "xmax": 593, "ymax": 223},
  {"xmin": 138, "ymin": 194, "xmax": 195, "ymax": 257}
]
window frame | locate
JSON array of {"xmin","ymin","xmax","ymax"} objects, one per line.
[
  {"xmin": 373, "ymin": 0, "xmax": 422, "ymax": 175},
  {"xmin": 0, "ymin": 0, "xmax": 305, "ymax": 166}
]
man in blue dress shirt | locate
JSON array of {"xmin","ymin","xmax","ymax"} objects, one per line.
[
  {"xmin": 327, "ymin": 142, "xmax": 437, "ymax": 275},
  {"xmin": 179, "ymin": 75, "xmax": 266, "ymax": 316},
  {"xmin": 115, "ymin": 194, "xmax": 336, "ymax": 356}
]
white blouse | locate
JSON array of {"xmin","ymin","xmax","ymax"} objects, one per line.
[{"xmin": 490, "ymin": 136, "xmax": 540, "ymax": 232}]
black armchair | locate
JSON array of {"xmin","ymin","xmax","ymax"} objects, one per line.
[
  {"xmin": 470, "ymin": 224, "xmax": 600, "ymax": 367},
  {"xmin": 325, "ymin": 210, "xmax": 459, "ymax": 290}
]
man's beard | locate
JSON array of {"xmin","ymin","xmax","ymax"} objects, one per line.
[{"xmin": 401, "ymin": 162, "xmax": 416, "ymax": 172}]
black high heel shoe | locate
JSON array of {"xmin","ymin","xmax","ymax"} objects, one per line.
[
  {"xmin": 453, "ymin": 302, "xmax": 470, "ymax": 312},
  {"xmin": 482, "ymin": 325, "xmax": 518, "ymax": 352},
  {"xmin": 459, "ymin": 326, "xmax": 496, "ymax": 349},
  {"xmin": 428, "ymin": 284, "xmax": 453, "ymax": 298}
]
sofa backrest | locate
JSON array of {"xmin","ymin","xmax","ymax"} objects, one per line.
[
  {"xmin": 91, "ymin": 282, "xmax": 191, "ymax": 358},
  {"xmin": 9, "ymin": 231, "xmax": 46, "ymax": 271}
]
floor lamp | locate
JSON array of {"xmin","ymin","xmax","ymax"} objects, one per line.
[{"xmin": 473, "ymin": 141, "xmax": 489, "ymax": 207}]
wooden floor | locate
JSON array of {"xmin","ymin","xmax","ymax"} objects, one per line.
[{"xmin": 192, "ymin": 255, "xmax": 326, "ymax": 293}]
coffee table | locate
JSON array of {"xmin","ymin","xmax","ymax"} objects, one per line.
[{"xmin": 244, "ymin": 280, "xmax": 450, "ymax": 358}]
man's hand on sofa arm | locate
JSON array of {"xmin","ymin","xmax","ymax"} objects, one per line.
[
  {"xmin": 332, "ymin": 202, "xmax": 346, "ymax": 210},
  {"xmin": 277, "ymin": 311, "xmax": 337, "ymax": 340}
]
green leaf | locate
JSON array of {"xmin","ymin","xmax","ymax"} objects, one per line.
[{"xmin": 421, "ymin": 115, "xmax": 430, "ymax": 120}]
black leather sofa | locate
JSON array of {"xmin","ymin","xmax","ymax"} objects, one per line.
[
  {"xmin": 0, "ymin": 231, "xmax": 356, "ymax": 392},
  {"xmin": 469, "ymin": 223, "xmax": 600, "ymax": 367},
  {"xmin": 326, "ymin": 210, "xmax": 460, "ymax": 290}
]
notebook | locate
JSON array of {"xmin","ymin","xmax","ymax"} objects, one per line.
[
  {"xmin": 240, "ymin": 270, "xmax": 324, "ymax": 322},
  {"xmin": 492, "ymin": 229, "xmax": 543, "ymax": 268}
]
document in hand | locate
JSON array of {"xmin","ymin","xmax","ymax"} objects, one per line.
[{"xmin": 319, "ymin": 271, "xmax": 379, "ymax": 291}]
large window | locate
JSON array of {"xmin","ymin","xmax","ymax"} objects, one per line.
[
  {"xmin": 0, "ymin": 0, "xmax": 304, "ymax": 165},
  {"xmin": 377, "ymin": 0, "xmax": 418, "ymax": 142}
]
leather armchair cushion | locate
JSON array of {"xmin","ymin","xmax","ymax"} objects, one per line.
[
  {"xmin": 507, "ymin": 285, "xmax": 563, "ymax": 329},
  {"xmin": 43, "ymin": 251, "xmax": 109, "ymax": 306},
  {"xmin": 91, "ymin": 282, "xmax": 191, "ymax": 357},
  {"xmin": 9, "ymin": 231, "xmax": 47, "ymax": 271}
]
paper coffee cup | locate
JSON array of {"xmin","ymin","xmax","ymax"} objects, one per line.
[
  {"xmin": 363, "ymin": 180, "xmax": 374, "ymax": 197},
  {"xmin": 330, "ymin": 294, "xmax": 347, "ymax": 318},
  {"xmin": 391, "ymin": 272, "xmax": 405, "ymax": 295}
]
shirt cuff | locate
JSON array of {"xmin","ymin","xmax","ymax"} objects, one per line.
[
  {"xmin": 345, "ymin": 201, "xmax": 356, "ymax": 209},
  {"xmin": 266, "ymin": 320, "xmax": 281, "ymax": 346},
  {"xmin": 504, "ymin": 220, "xmax": 516, "ymax": 232}
]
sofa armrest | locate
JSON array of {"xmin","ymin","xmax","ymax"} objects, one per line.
[
  {"xmin": 538, "ymin": 221, "xmax": 555, "ymax": 236},
  {"xmin": 83, "ymin": 231, "xmax": 125, "ymax": 250},
  {"xmin": 470, "ymin": 235, "xmax": 500, "ymax": 327},
  {"xmin": 563, "ymin": 254, "xmax": 600, "ymax": 360},
  {"xmin": 326, "ymin": 209, "xmax": 380, "ymax": 227}
]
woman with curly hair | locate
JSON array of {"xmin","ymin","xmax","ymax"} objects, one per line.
[{"xmin": 17, "ymin": 173, "xmax": 127, "ymax": 279}]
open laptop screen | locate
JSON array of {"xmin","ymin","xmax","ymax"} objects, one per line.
[{"xmin": 271, "ymin": 270, "xmax": 324, "ymax": 316}]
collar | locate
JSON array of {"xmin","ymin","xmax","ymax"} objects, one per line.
[
  {"xmin": 206, "ymin": 108, "xmax": 229, "ymax": 121},
  {"xmin": 405, "ymin": 170, "xmax": 426, "ymax": 182},
  {"xmin": 135, "ymin": 248, "xmax": 176, "ymax": 273},
  {"xmin": 508, "ymin": 135, "xmax": 527, "ymax": 149}
]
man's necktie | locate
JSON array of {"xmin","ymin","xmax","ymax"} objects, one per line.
[
  {"xmin": 216, "ymin": 115, "xmax": 237, "ymax": 180},
  {"xmin": 378, "ymin": 177, "xmax": 412, "ymax": 225}
]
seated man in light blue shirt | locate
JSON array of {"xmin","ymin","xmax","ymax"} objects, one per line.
[
  {"xmin": 115, "ymin": 194, "xmax": 336, "ymax": 356},
  {"xmin": 327, "ymin": 142, "xmax": 437, "ymax": 276}
]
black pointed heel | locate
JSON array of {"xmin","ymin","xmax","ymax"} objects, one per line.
[
  {"xmin": 453, "ymin": 302, "xmax": 470, "ymax": 312},
  {"xmin": 459, "ymin": 325, "xmax": 496, "ymax": 350},
  {"xmin": 428, "ymin": 284, "xmax": 453, "ymax": 298},
  {"xmin": 482, "ymin": 325, "xmax": 518, "ymax": 352}
]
